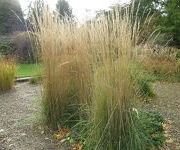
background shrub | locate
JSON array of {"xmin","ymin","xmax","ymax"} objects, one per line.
[
  {"xmin": 0, "ymin": 42, "xmax": 15, "ymax": 56},
  {"xmin": 143, "ymin": 58, "xmax": 179, "ymax": 77},
  {"xmin": 13, "ymin": 32, "xmax": 37, "ymax": 63}
]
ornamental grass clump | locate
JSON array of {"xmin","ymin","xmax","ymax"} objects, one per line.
[
  {"xmin": 36, "ymin": 5, "xmax": 147, "ymax": 149},
  {"xmin": 85, "ymin": 8, "xmax": 144, "ymax": 149},
  {"xmin": 36, "ymin": 12, "xmax": 92, "ymax": 129},
  {"xmin": 0, "ymin": 57, "xmax": 16, "ymax": 91}
]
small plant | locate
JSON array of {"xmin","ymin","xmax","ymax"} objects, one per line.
[
  {"xmin": 0, "ymin": 56, "xmax": 16, "ymax": 91},
  {"xmin": 139, "ymin": 110, "xmax": 166, "ymax": 148},
  {"xmin": 130, "ymin": 62, "xmax": 155, "ymax": 98},
  {"xmin": 137, "ymin": 79, "xmax": 155, "ymax": 98},
  {"xmin": 29, "ymin": 76, "xmax": 42, "ymax": 84}
]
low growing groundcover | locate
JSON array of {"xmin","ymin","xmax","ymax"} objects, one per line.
[{"xmin": 50, "ymin": 109, "xmax": 167, "ymax": 149}]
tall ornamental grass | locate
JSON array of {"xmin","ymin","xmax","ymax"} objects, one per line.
[
  {"xmin": 85, "ymin": 8, "xmax": 144, "ymax": 149},
  {"xmin": 0, "ymin": 57, "xmax": 16, "ymax": 91},
  {"xmin": 36, "ymin": 5, "xmax": 145, "ymax": 149},
  {"xmin": 36, "ymin": 12, "xmax": 92, "ymax": 129}
]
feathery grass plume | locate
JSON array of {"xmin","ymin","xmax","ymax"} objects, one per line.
[
  {"xmin": 35, "ymin": 10, "xmax": 92, "ymax": 129},
  {"xmin": 85, "ymin": 7, "xmax": 144, "ymax": 149},
  {"xmin": 0, "ymin": 56, "xmax": 16, "ymax": 91},
  {"xmin": 90, "ymin": 60, "xmax": 143, "ymax": 149},
  {"xmin": 36, "ymin": 4, "xmax": 146, "ymax": 148}
]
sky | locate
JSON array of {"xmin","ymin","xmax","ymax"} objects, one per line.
[{"xmin": 19, "ymin": 0, "xmax": 130, "ymax": 21}]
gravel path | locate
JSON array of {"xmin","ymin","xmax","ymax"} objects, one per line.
[
  {"xmin": 0, "ymin": 83, "xmax": 64, "ymax": 150},
  {"xmin": 144, "ymin": 82, "xmax": 180, "ymax": 150}
]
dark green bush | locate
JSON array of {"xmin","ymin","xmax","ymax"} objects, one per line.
[
  {"xmin": 137, "ymin": 79, "xmax": 155, "ymax": 98},
  {"xmin": 0, "ymin": 42, "xmax": 15, "ymax": 56},
  {"xmin": 130, "ymin": 62, "xmax": 155, "ymax": 98}
]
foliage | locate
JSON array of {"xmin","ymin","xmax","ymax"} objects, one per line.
[
  {"xmin": 35, "ymin": 5, "xmax": 149, "ymax": 149},
  {"xmin": 139, "ymin": 110, "xmax": 166, "ymax": 148},
  {"xmin": 130, "ymin": 0, "xmax": 163, "ymax": 21},
  {"xmin": 161, "ymin": 0, "xmax": 180, "ymax": 46},
  {"xmin": 0, "ymin": 57, "xmax": 16, "ymax": 91},
  {"xmin": 58, "ymin": 109, "xmax": 166, "ymax": 149},
  {"xmin": 89, "ymin": 61, "xmax": 144, "ymax": 150},
  {"xmin": 0, "ymin": 42, "xmax": 15, "ymax": 56},
  {"xmin": 130, "ymin": 62, "xmax": 155, "ymax": 98},
  {"xmin": 131, "ymin": 0, "xmax": 180, "ymax": 46},
  {"xmin": 37, "ymin": 12, "xmax": 91, "ymax": 129},
  {"xmin": 0, "ymin": 0, "xmax": 25, "ymax": 34},
  {"xmin": 56, "ymin": 0, "xmax": 73, "ymax": 19},
  {"xmin": 137, "ymin": 79, "xmax": 155, "ymax": 98},
  {"xmin": 13, "ymin": 32, "xmax": 37, "ymax": 63},
  {"xmin": 29, "ymin": 76, "xmax": 42, "ymax": 84},
  {"xmin": 0, "ymin": 32, "xmax": 38, "ymax": 63},
  {"xmin": 35, "ymin": 4, "xmax": 167, "ymax": 149},
  {"xmin": 142, "ymin": 56, "xmax": 180, "ymax": 82}
]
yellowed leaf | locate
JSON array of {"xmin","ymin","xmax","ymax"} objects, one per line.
[
  {"xmin": 166, "ymin": 138, "xmax": 174, "ymax": 144},
  {"xmin": 73, "ymin": 142, "xmax": 83, "ymax": 150},
  {"xmin": 151, "ymin": 133, "xmax": 158, "ymax": 137}
]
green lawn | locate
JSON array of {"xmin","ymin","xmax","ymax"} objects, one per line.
[{"xmin": 16, "ymin": 64, "xmax": 42, "ymax": 78}]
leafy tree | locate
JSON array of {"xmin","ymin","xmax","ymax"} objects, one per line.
[
  {"xmin": 0, "ymin": 0, "xmax": 25, "ymax": 34},
  {"xmin": 161, "ymin": 0, "xmax": 180, "ymax": 46},
  {"xmin": 56, "ymin": 0, "xmax": 73, "ymax": 19},
  {"xmin": 130, "ymin": 0, "xmax": 180, "ymax": 46},
  {"xmin": 130, "ymin": 0, "xmax": 163, "ymax": 21}
]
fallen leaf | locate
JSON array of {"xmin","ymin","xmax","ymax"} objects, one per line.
[
  {"xmin": 58, "ymin": 128, "xmax": 70, "ymax": 137},
  {"xmin": 54, "ymin": 134, "xmax": 63, "ymax": 140},
  {"xmin": 166, "ymin": 138, "xmax": 174, "ymax": 144},
  {"xmin": 151, "ymin": 133, "xmax": 158, "ymax": 137},
  {"xmin": 73, "ymin": 142, "xmax": 83, "ymax": 150}
]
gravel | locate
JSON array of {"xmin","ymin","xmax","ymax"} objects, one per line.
[
  {"xmin": 144, "ymin": 82, "xmax": 180, "ymax": 150},
  {"xmin": 0, "ymin": 83, "xmax": 65, "ymax": 150}
]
